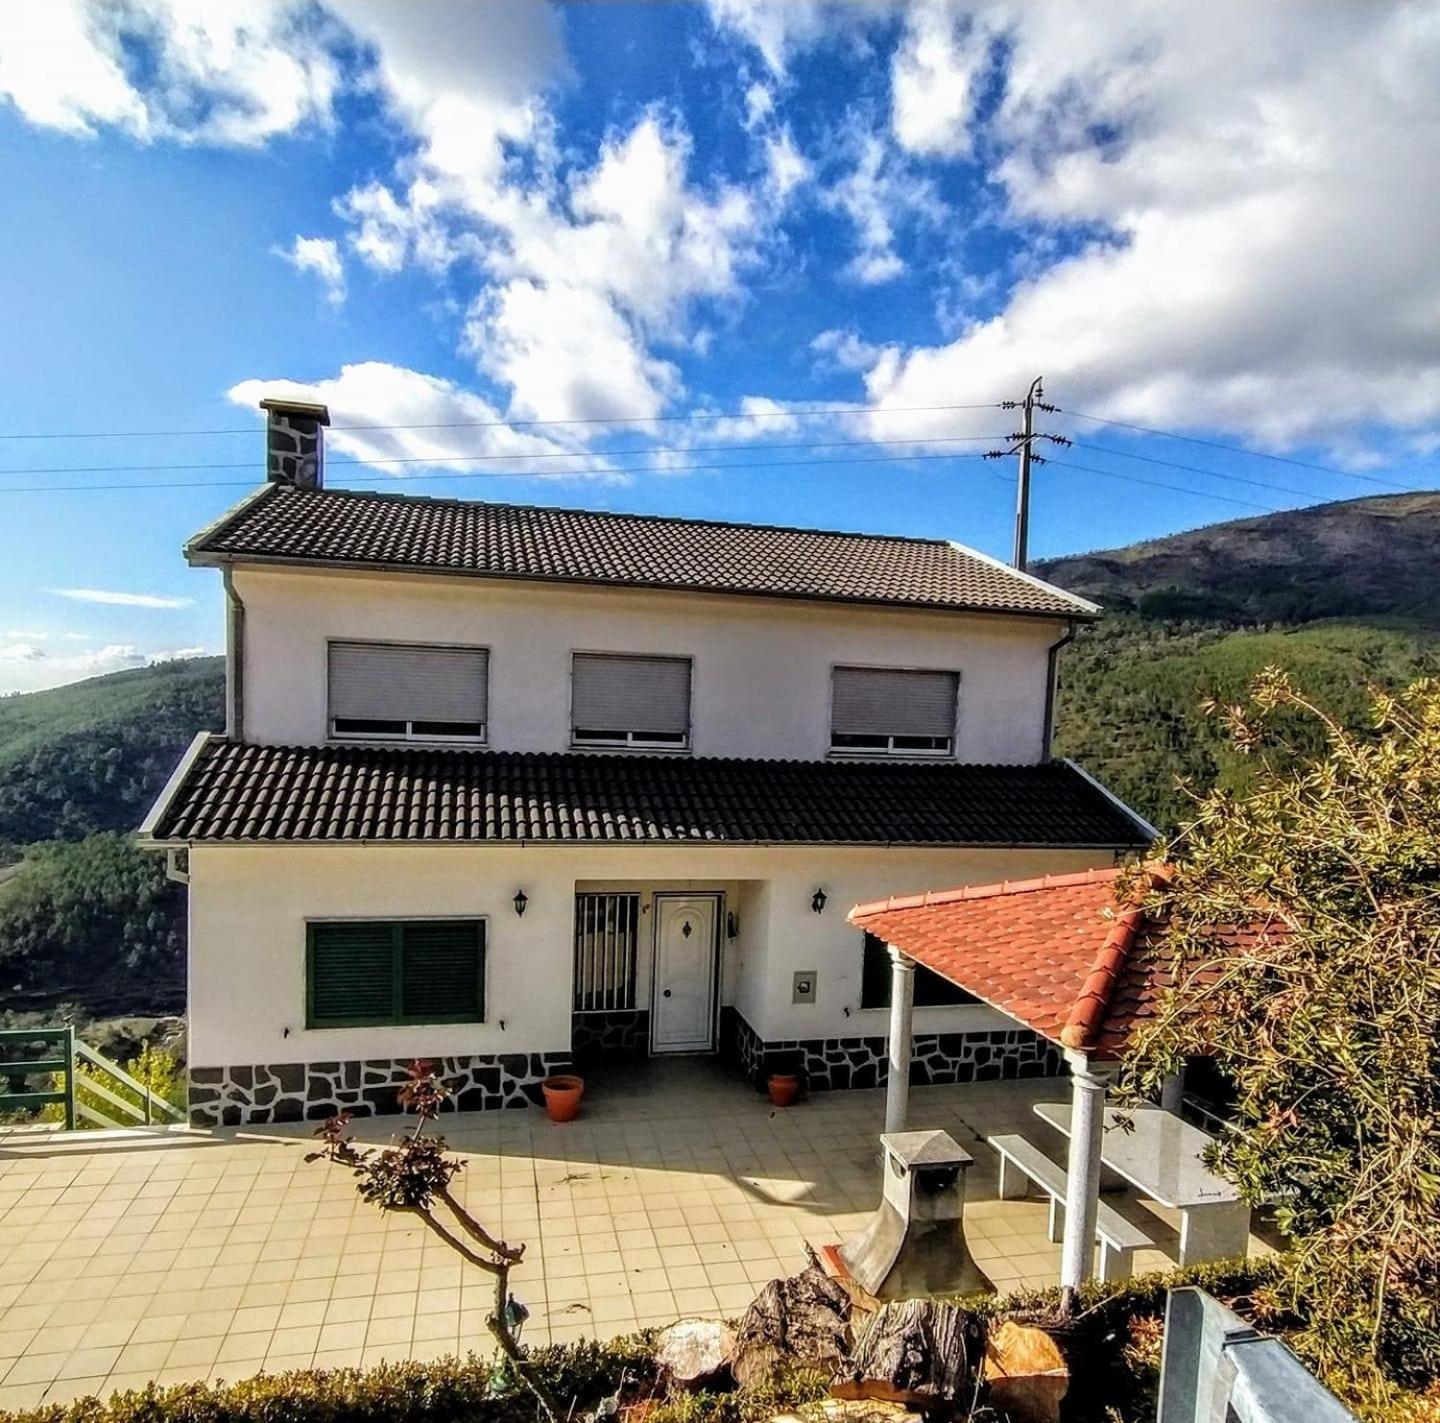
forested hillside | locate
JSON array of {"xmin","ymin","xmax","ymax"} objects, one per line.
[
  {"xmin": 0, "ymin": 657, "xmax": 224, "ymax": 851},
  {"xmin": 1037, "ymin": 491, "xmax": 1440, "ymax": 832},
  {"xmin": 1049, "ymin": 617, "xmax": 1439, "ymax": 832},
  {"xmin": 0, "ymin": 658, "xmax": 223, "ymax": 1017}
]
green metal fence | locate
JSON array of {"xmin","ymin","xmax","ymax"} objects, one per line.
[{"xmin": 0, "ymin": 1027, "xmax": 184, "ymax": 1130}]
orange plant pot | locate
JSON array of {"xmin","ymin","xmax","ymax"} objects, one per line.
[
  {"xmin": 767, "ymin": 1073, "xmax": 799, "ymax": 1108},
  {"xmin": 542, "ymin": 1074, "xmax": 585, "ymax": 1123}
]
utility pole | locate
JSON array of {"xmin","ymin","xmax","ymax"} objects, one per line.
[{"xmin": 986, "ymin": 376, "xmax": 1069, "ymax": 569}]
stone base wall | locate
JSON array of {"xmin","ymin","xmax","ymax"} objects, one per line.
[
  {"xmin": 572, "ymin": 1010, "xmax": 650, "ymax": 1065},
  {"xmin": 718, "ymin": 1008, "xmax": 1062, "ymax": 1093},
  {"xmin": 189, "ymin": 1051, "xmax": 571, "ymax": 1127},
  {"xmin": 719, "ymin": 1006, "xmax": 765, "ymax": 1084}
]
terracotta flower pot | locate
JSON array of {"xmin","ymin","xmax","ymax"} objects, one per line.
[
  {"xmin": 542, "ymin": 1074, "xmax": 585, "ymax": 1123},
  {"xmin": 767, "ymin": 1073, "xmax": 799, "ymax": 1108}
]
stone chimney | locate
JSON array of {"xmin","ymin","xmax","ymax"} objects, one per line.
[{"xmin": 259, "ymin": 398, "xmax": 330, "ymax": 490}]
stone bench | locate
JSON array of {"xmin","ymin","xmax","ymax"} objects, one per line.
[{"xmin": 989, "ymin": 1132, "xmax": 1153, "ymax": 1281}]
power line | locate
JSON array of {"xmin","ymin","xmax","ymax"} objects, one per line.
[
  {"xmin": 0, "ymin": 400, "xmax": 1003, "ymax": 443},
  {"xmin": 0, "ymin": 448, "xmax": 998, "ymax": 496},
  {"xmin": 1045, "ymin": 456, "xmax": 1282, "ymax": 513},
  {"xmin": 0, "ymin": 432, "xmax": 1010, "ymax": 481},
  {"xmin": 1071, "ymin": 440, "xmax": 1379, "ymax": 502},
  {"xmin": 1065, "ymin": 409, "xmax": 1408, "ymax": 489}
]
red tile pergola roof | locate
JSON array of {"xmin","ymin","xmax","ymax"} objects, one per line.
[{"xmin": 848, "ymin": 866, "xmax": 1176, "ymax": 1059}]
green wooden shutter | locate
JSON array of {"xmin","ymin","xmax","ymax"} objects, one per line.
[
  {"xmin": 400, "ymin": 921, "xmax": 484, "ymax": 1022},
  {"xmin": 308, "ymin": 923, "xmax": 397, "ymax": 1026}
]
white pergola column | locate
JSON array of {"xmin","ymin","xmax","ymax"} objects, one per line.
[
  {"xmin": 1059, "ymin": 1051, "xmax": 1114, "ymax": 1290},
  {"xmin": 884, "ymin": 948, "xmax": 916, "ymax": 1134}
]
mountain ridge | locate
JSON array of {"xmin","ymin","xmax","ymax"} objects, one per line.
[{"xmin": 1035, "ymin": 490, "xmax": 1440, "ymax": 625}]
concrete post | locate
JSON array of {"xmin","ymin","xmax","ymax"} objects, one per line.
[
  {"xmin": 884, "ymin": 949, "xmax": 916, "ymax": 1134},
  {"xmin": 1161, "ymin": 1071, "xmax": 1185, "ymax": 1114},
  {"xmin": 1060, "ymin": 1052, "xmax": 1111, "ymax": 1290}
]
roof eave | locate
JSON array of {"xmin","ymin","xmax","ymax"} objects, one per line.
[
  {"xmin": 150, "ymin": 834, "xmax": 1148, "ymax": 850},
  {"xmin": 135, "ymin": 730, "xmax": 219, "ymax": 846},
  {"xmin": 181, "ymin": 548, "xmax": 1097, "ymax": 621},
  {"xmin": 184, "ymin": 484, "xmax": 277, "ymax": 564}
]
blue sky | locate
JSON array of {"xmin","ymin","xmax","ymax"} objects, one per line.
[{"xmin": 1, "ymin": 1, "xmax": 1436, "ymax": 692}]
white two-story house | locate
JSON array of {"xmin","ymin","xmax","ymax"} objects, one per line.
[{"xmin": 141, "ymin": 399, "xmax": 1152, "ymax": 1127}]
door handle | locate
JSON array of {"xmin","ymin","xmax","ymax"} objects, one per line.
[{"xmin": 662, "ymin": 989, "xmax": 672, "ymax": 997}]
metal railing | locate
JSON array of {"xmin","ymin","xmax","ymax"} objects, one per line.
[
  {"xmin": 0, "ymin": 1027, "xmax": 185, "ymax": 1130},
  {"xmin": 1158, "ymin": 1287, "xmax": 1357, "ymax": 1422}
]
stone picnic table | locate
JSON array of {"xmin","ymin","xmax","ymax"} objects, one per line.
[{"xmin": 1034, "ymin": 1100, "xmax": 1251, "ymax": 1266}]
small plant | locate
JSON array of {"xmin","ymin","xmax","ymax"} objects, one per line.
[{"xmin": 309, "ymin": 1060, "xmax": 561, "ymax": 1421}]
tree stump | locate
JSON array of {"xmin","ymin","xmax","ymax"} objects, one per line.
[
  {"xmin": 656, "ymin": 1318, "xmax": 735, "ymax": 1391},
  {"xmin": 730, "ymin": 1264, "xmax": 854, "ymax": 1389},
  {"xmin": 830, "ymin": 1299, "xmax": 977, "ymax": 1408},
  {"xmin": 981, "ymin": 1320, "xmax": 1069, "ymax": 1423}
]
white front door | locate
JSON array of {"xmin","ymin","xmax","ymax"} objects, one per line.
[{"xmin": 651, "ymin": 893, "xmax": 719, "ymax": 1053}]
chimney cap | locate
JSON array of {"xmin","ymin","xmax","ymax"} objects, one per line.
[{"xmin": 259, "ymin": 397, "xmax": 330, "ymax": 426}]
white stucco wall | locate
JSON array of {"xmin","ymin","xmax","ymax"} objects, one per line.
[
  {"xmin": 187, "ymin": 842, "xmax": 1113, "ymax": 1068},
  {"xmin": 229, "ymin": 566, "xmax": 1064, "ymax": 763}
]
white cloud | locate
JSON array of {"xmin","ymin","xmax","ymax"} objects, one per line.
[
  {"xmin": 276, "ymin": 235, "xmax": 345, "ymax": 305},
  {"xmin": 852, "ymin": 1, "xmax": 1440, "ymax": 451},
  {"xmin": 891, "ymin": 2, "xmax": 992, "ymax": 158},
  {"xmin": 4, "ymin": 2, "xmax": 788, "ymax": 433},
  {"xmin": 49, "ymin": 588, "xmax": 191, "ymax": 609},
  {"xmin": 0, "ymin": 640, "xmax": 214, "ymax": 694},
  {"xmin": 812, "ymin": 328, "xmax": 886, "ymax": 374},
  {"xmin": 0, "ymin": 0, "xmax": 340, "ymax": 146},
  {"xmin": 699, "ymin": 396, "xmax": 801, "ymax": 443},
  {"xmin": 147, "ymin": 646, "xmax": 208, "ymax": 663},
  {"xmin": 4, "ymin": 629, "xmax": 47, "ymax": 640},
  {"xmin": 227, "ymin": 362, "xmax": 620, "ymax": 480},
  {"xmin": 0, "ymin": 642, "xmax": 150, "ymax": 695},
  {"xmin": 0, "ymin": 643, "xmax": 46, "ymax": 664},
  {"xmin": 823, "ymin": 127, "xmax": 941, "ymax": 285},
  {"xmin": 322, "ymin": 7, "xmax": 778, "ymax": 426}
]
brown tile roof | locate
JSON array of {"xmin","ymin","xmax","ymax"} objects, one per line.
[
  {"xmin": 187, "ymin": 485, "xmax": 1097, "ymax": 618},
  {"xmin": 144, "ymin": 737, "xmax": 1150, "ymax": 848},
  {"xmin": 849, "ymin": 867, "xmax": 1177, "ymax": 1059}
]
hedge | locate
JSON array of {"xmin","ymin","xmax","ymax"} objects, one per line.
[{"xmin": 0, "ymin": 1258, "xmax": 1309, "ymax": 1423}]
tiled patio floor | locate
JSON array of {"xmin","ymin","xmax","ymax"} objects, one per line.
[{"xmin": 0, "ymin": 1063, "xmax": 1266, "ymax": 1412}]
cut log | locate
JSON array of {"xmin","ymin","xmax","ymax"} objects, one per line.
[
  {"xmin": 830, "ymin": 1299, "xmax": 977, "ymax": 1407},
  {"xmin": 656, "ymin": 1318, "xmax": 735, "ymax": 1391},
  {"xmin": 980, "ymin": 1320, "xmax": 1069, "ymax": 1423},
  {"xmin": 730, "ymin": 1264, "xmax": 854, "ymax": 1390},
  {"xmin": 770, "ymin": 1401, "xmax": 922, "ymax": 1423}
]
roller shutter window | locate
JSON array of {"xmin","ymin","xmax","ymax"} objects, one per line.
[
  {"xmin": 306, "ymin": 920, "xmax": 485, "ymax": 1027},
  {"xmin": 329, "ymin": 642, "xmax": 488, "ymax": 742},
  {"xmin": 571, "ymin": 652, "xmax": 692, "ymax": 748},
  {"xmin": 830, "ymin": 665, "xmax": 959, "ymax": 756}
]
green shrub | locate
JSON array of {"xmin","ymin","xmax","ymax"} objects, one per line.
[{"xmin": 0, "ymin": 1336, "xmax": 659, "ymax": 1423}]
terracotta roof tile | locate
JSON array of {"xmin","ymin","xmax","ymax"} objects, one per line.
[
  {"xmin": 187, "ymin": 485, "xmax": 1097, "ymax": 618},
  {"xmin": 850, "ymin": 867, "xmax": 1178, "ymax": 1059},
  {"xmin": 145, "ymin": 738, "xmax": 1151, "ymax": 848}
]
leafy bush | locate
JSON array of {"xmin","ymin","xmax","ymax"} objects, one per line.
[
  {"xmin": 1124, "ymin": 674, "xmax": 1440, "ymax": 1398},
  {"xmin": 0, "ymin": 1337, "xmax": 658, "ymax": 1423}
]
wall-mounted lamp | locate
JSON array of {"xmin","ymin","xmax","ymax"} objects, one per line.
[
  {"xmin": 811, "ymin": 887, "xmax": 828, "ymax": 915},
  {"xmin": 726, "ymin": 911, "xmax": 740, "ymax": 940},
  {"xmin": 512, "ymin": 888, "xmax": 529, "ymax": 918}
]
